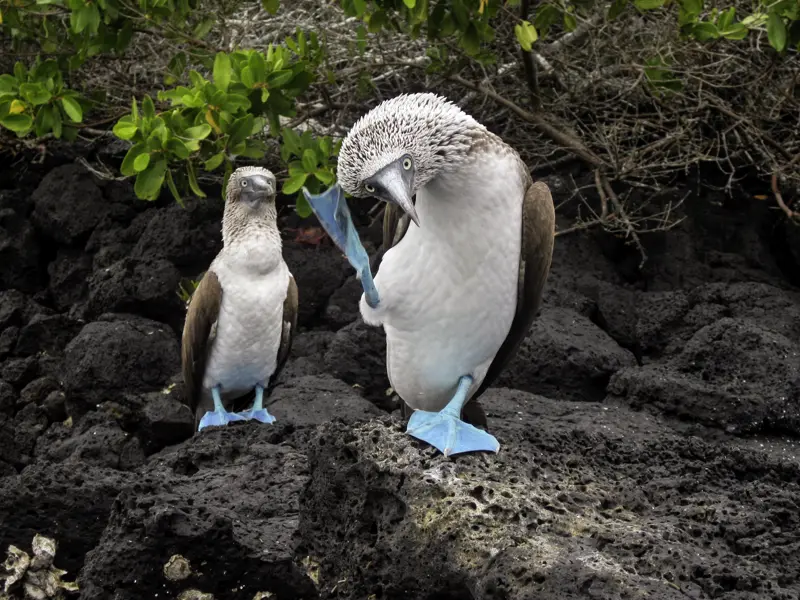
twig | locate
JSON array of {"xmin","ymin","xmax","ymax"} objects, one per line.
[
  {"xmin": 594, "ymin": 169, "xmax": 609, "ymax": 220},
  {"xmin": 771, "ymin": 173, "xmax": 797, "ymax": 220},
  {"xmin": 444, "ymin": 72, "xmax": 607, "ymax": 170},
  {"xmin": 600, "ymin": 172, "xmax": 648, "ymax": 268}
]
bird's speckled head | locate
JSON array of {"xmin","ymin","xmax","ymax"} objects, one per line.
[
  {"xmin": 336, "ymin": 93, "xmax": 483, "ymax": 224},
  {"xmin": 222, "ymin": 166, "xmax": 278, "ymax": 245}
]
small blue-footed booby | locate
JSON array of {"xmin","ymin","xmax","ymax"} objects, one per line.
[
  {"xmin": 303, "ymin": 93, "xmax": 555, "ymax": 456},
  {"xmin": 182, "ymin": 166, "xmax": 298, "ymax": 432}
]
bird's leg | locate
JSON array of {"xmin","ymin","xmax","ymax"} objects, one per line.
[
  {"xmin": 197, "ymin": 385, "xmax": 247, "ymax": 431},
  {"xmin": 235, "ymin": 384, "xmax": 276, "ymax": 424},
  {"xmin": 303, "ymin": 184, "xmax": 380, "ymax": 308},
  {"xmin": 406, "ymin": 375, "xmax": 500, "ymax": 457}
]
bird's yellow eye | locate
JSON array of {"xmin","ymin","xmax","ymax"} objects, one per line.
[
  {"xmin": 402, "ymin": 157, "xmax": 412, "ymax": 170},
  {"xmin": 365, "ymin": 183, "xmax": 376, "ymax": 193}
]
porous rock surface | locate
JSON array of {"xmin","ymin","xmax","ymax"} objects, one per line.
[{"xmin": 0, "ymin": 157, "xmax": 798, "ymax": 600}]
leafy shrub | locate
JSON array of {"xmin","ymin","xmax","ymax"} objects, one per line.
[{"xmin": 1, "ymin": 0, "xmax": 797, "ymax": 214}]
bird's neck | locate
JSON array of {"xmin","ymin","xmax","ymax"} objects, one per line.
[{"xmin": 221, "ymin": 213, "xmax": 284, "ymax": 276}]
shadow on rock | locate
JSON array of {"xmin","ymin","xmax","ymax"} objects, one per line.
[
  {"xmin": 79, "ymin": 425, "xmax": 319, "ymax": 600},
  {"xmin": 301, "ymin": 389, "xmax": 800, "ymax": 600}
]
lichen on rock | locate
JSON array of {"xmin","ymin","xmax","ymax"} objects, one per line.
[{"xmin": 1, "ymin": 534, "xmax": 78, "ymax": 600}]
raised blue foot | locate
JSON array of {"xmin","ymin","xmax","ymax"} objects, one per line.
[
  {"xmin": 406, "ymin": 376, "xmax": 500, "ymax": 457},
  {"xmin": 234, "ymin": 384, "xmax": 276, "ymax": 424},
  {"xmin": 303, "ymin": 184, "xmax": 379, "ymax": 308},
  {"xmin": 198, "ymin": 386, "xmax": 246, "ymax": 431}
]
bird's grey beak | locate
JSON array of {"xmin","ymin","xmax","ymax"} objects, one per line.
[
  {"xmin": 241, "ymin": 174, "xmax": 274, "ymax": 207},
  {"xmin": 370, "ymin": 159, "xmax": 419, "ymax": 227}
]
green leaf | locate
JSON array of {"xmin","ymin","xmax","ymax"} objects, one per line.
[
  {"xmin": 249, "ymin": 53, "xmax": 267, "ymax": 82},
  {"xmin": 120, "ymin": 142, "xmax": 148, "ymax": 177},
  {"xmin": 142, "ymin": 95, "xmax": 155, "ymax": 119},
  {"xmin": 222, "ymin": 94, "xmax": 250, "ymax": 113},
  {"xmin": 607, "ymin": 0, "xmax": 628, "ymax": 19},
  {"xmin": 721, "ymin": 22, "xmax": 748, "ymax": 39},
  {"xmin": 240, "ymin": 66, "xmax": 255, "ymax": 88},
  {"xmin": 353, "ymin": 0, "xmax": 367, "ymax": 17},
  {"xmin": 514, "ymin": 20, "xmax": 538, "ymax": 52},
  {"xmin": 204, "ymin": 152, "xmax": 225, "ymax": 171},
  {"xmin": 184, "ymin": 124, "xmax": 212, "ymax": 139},
  {"xmin": 716, "ymin": 6, "xmax": 735, "ymax": 31},
  {"xmin": 563, "ymin": 12, "xmax": 577, "ymax": 32},
  {"xmin": 402, "ymin": 0, "xmax": 416, "ymax": 7},
  {"xmin": 60, "ymin": 96, "xmax": 82, "ymax": 122},
  {"xmin": 20, "ymin": 83, "xmax": 51, "ymax": 106},
  {"xmin": 213, "ymin": 53, "xmax": 232, "ymax": 92},
  {"xmin": 261, "ymin": 0, "xmax": 279, "ymax": 14},
  {"xmin": 313, "ymin": 170, "xmax": 335, "ymax": 185},
  {"xmin": 266, "ymin": 70, "xmax": 294, "ymax": 89},
  {"xmin": 51, "ymin": 107, "xmax": 62, "ymax": 138},
  {"xmin": 166, "ymin": 138, "xmax": 191, "ymax": 159},
  {"xmin": 679, "ymin": 0, "xmax": 702, "ymax": 16},
  {"xmin": 34, "ymin": 104, "xmax": 54, "ymax": 137},
  {"xmin": 113, "ymin": 116, "xmax": 139, "ymax": 140},
  {"xmin": 633, "ymin": 0, "xmax": 664, "ymax": 9},
  {"xmin": 767, "ymin": 11, "xmax": 787, "ymax": 51},
  {"xmin": 134, "ymin": 159, "xmax": 167, "ymax": 201},
  {"xmin": 281, "ymin": 127, "xmax": 302, "ymax": 155},
  {"xmin": 193, "ymin": 17, "xmax": 215, "ymax": 39},
  {"xmin": 0, "ymin": 114, "xmax": 33, "ymax": 134},
  {"xmin": 13, "ymin": 62, "xmax": 27, "ymax": 82},
  {"xmin": 691, "ymin": 22, "xmax": 719, "ymax": 40},
  {"xmin": 283, "ymin": 172, "xmax": 307, "ymax": 194},
  {"xmin": 133, "ymin": 152, "xmax": 151, "ymax": 172},
  {"xmin": 295, "ymin": 193, "xmax": 313, "ymax": 218},
  {"xmin": 227, "ymin": 114, "xmax": 255, "ymax": 148},
  {"xmin": 186, "ymin": 160, "xmax": 207, "ymax": 198},
  {"xmin": 0, "ymin": 75, "xmax": 18, "ymax": 94},
  {"xmin": 461, "ymin": 22, "xmax": 481, "ymax": 55},
  {"xmin": 302, "ymin": 148, "xmax": 317, "ymax": 172},
  {"xmin": 165, "ymin": 169, "xmax": 184, "ymax": 207},
  {"xmin": 240, "ymin": 144, "xmax": 265, "ymax": 159}
]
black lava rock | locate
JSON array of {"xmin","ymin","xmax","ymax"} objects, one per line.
[
  {"xmin": 30, "ymin": 163, "xmax": 108, "ymax": 246},
  {"xmin": 64, "ymin": 315, "xmax": 180, "ymax": 417},
  {"xmin": 84, "ymin": 258, "xmax": 184, "ymax": 331}
]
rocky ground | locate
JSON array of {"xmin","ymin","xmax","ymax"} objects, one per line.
[{"xmin": 1, "ymin": 145, "xmax": 799, "ymax": 600}]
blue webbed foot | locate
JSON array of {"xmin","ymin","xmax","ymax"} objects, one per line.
[
  {"xmin": 231, "ymin": 384, "xmax": 276, "ymax": 424},
  {"xmin": 197, "ymin": 407, "xmax": 246, "ymax": 431},
  {"xmin": 303, "ymin": 183, "xmax": 379, "ymax": 308},
  {"xmin": 407, "ymin": 410, "xmax": 500, "ymax": 457},
  {"xmin": 236, "ymin": 408, "xmax": 276, "ymax": 424},
  {"xmin": 405, "ymin": 375, "xmax": 500, "ymax": 457}
]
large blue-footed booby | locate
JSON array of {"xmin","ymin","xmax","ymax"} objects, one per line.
[
  {"xmin": 182, "ymin": 166, "xmax": 298, "ymax": 432},
  {"xmin": 303, "ymin": 93, "xmax": 555, "ymax": 456}
]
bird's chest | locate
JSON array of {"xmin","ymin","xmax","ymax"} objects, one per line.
[
  {"xmin": 367, "ymin": 159, "xmax": 524, "ymax": 404},
  {"xmin": 375, "ymin": 162, "xmax": 523, "ymax": 326},
  {"xmin": 203, "ymin": 263, "xmax": 289, "ymax": 392}
]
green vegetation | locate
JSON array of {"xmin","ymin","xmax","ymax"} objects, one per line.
[{"xmin": 1, "ymin": 0, "xmax": 798, "ymax": 220}]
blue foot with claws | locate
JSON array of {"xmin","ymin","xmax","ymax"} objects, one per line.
[
  {"xmin": 303, "ymin": 183, "xmax": 380, "ymax": 308},
  {"xmin": 406, "ymin": 376, "xmax": 500, "ymax": 457},
  {"xmin": 234, "ymin": 384, "xmax": 276, "ymax": 424},
  {"xmin": 198, "ymin": 386, "xmax": 247, "ymax": 431}
]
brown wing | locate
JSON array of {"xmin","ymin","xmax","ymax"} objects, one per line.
[
  {"xmin": 382, "ymin": 202, "xmax": 412, "ymax": 251},
  {"xmin": 181, "ymin": 270, "xmax": 222, "ymax": 422},
  {"xmin": 472, "ymin": 180, "xmax": 556, "ymax": 401},
  {"xmin": 269, "ymin": 274, "xmax": 298, "ymax": 388}
]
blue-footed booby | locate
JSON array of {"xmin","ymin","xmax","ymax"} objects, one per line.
[
  {"xmin": 303, "ymin": 93, "xmax": 555, "ymax": 456},
  {"xmin": 182, "ymin": 166, "xmax": 298, "ymax": 432}
]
